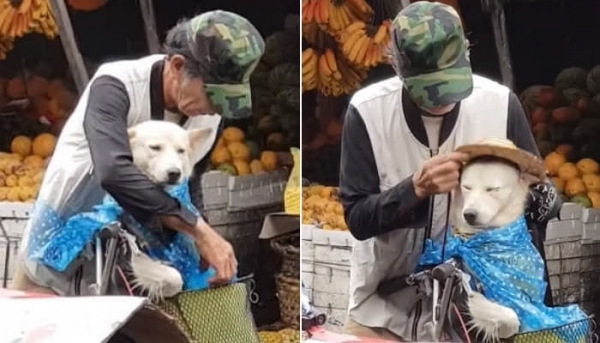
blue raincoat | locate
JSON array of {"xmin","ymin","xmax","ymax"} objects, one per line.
[
  {"xmin": 25, "ymin": 181, "xmax": 216, "ymax": 291},
  {"xmin": 418, "ymin": 216, "xmax": 588, "ymax": 341}
]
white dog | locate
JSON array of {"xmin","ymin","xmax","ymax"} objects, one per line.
[
  {"xmin": 125, "ymin": 120, "xmax": 212, "ymax": 301},
  {"xmin": 449, "ymin": 156, "xmax": 528, "ymax": 342}
]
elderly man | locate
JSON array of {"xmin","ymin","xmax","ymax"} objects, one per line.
[
  {"xmin": 13, "ymin": 10, "xmax": 265, "ymax": 296},
  {"xmin": 339, "ymin": 2, "xmax": 557, "ymax": 341}
]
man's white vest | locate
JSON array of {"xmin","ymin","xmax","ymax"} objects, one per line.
[
  {"xmin": 347, "ymin": 75, "xmax": 510, "ymax": 340},
  {"xmin": 19, "ymin": 55, "xmax": 221, "ymax": 257}
]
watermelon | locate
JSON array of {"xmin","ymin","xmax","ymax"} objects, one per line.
[
  {"xmin": 586, "ymin": 65, "xmax": 600, "ymax": 94},
  {"xmin": 555, "ymin": 67, "xmax": 588, "ymax": 90}
]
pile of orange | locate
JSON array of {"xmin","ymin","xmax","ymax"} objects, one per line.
[{"xmin": 545, "ymin": 145, "xmax": 600, "ymax": 208}]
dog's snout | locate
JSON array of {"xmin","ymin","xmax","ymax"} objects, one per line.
[
  {"xmin": 166, "ymin": 168, "xmax": 182, "ymax": 184},
  {"xmin": 463, "ymin": 209, "xmax": 478, "ymax": 225}
]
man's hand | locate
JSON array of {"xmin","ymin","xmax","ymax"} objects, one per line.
[
  {"xmin": 193, "ymin": 220, "xmax": 237, "ymax": 286},
  {"xmin": 412, "ymin": 152, "xmax": 469, "ymax": 199}
]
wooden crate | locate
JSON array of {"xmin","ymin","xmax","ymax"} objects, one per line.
[
  {"xmin": 544, "ymin": 203, "xmax": 600, "ymax": 317},
  {"xmin": 0, "ymin": 202, "xmax": 32, "ymax": 286},
  {"xmin": 301, "ymin": 224, "xmax": 354, "ymax": 332}
]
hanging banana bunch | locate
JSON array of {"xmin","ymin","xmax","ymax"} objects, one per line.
[
  {"xmin": 0, "ymin": 0, "xmax": 58, "ymax": 39},
  {"xmin": 302, "ymin": 0, "xmax": 373, "ymax": 33},
  {"xmin": 339, "ymin": 20, "xmax": 391, "ymax": 68},
  {"xmin": 0, "ymin": 35, "xmax": 14, "ymax": 60},
  {"xmin": 303, "ymin": 47, "xmax": 367, "ymax": 97}
]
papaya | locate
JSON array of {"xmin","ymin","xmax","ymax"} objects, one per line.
[
  {"xmin": 587, "ymin": 191, "xmax": 600, "ymax": 209},
  {"xmin": 249, "ymin": 159, "xmax": 265, "ymax": 175},
  {"xmin": 544, "ymin": 152, "xmax": 567, "ymax": 176},
  {"xmin": 558, "ymin": 163, "xmax": 580, "ymax": 181},
  {"xmin": 260, "ymin": 151, "xmax": 278, "ymax": 171},
  {"xmin": 576, "ymin": 158, "xmax": 600, "ymax": 175},
  {"xmin": 232, "ymin": 159, "xmax": 250, "ymax": 176},
  {"xmin": 222, "ymin": 127, "xmax": 245, "ymax": 142},
  {"xmin": 565, "ymin": 178, "xmax": 587, "ymax": 197},
  {"xmin": 582, "ymin": 174, "xmax": 600, "ymax": 192},
  {"xmin": 552, "ymin": 106, "xmax": 581, "ymax": 123},
  {"xmin": 227, "ymin": 141, "xmax": 251, "ymax": 162},
  {"xmin": 210, "ymin": 147, "xmax": 231, "ymax": 166}
]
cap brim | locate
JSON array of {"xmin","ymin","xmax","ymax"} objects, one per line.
[
  {"xmin": 455, "ymin": 143, "xmax": 546, "ymax": 183},
  {"xmin": 205, "ymin": 82, "xmax": 253, "ymax": 119},
  {"xmin": 403, "ymin": 64, "xmax": 473, "ymax": 110}
]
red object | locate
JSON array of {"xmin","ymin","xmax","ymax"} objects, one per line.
[
  {"xmin": 307, "ymin": 327, "xmax": 401, "ymax": 343},
  {"xmin": 0, "ymin": 288, "xmax": 57, "ymax": 299}
]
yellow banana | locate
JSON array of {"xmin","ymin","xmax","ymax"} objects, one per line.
[
  {"xmin": 324, "ymin": 49, "xmax": 338, "ymax": 73},
  {"xmin": 319, "ymin": 53, "xmax": 333, "ymax": 77},
  {"xmin": 343, "ymin": 28, "xmax": 364, "ymax": 56},
  {"xmin": 303, "ymin": 48, "xmax": 314, "ymax": 64},
  {"xmin": 372, "ymin": 24, "xmax": 387, "ymax": 45},
  {"xmin": 356, "ymin": 37, "xmax": 371, "ymax": 66}
]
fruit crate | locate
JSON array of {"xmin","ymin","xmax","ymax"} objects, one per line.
[
  {"xmin": 199, "ymin": 170, "xmax": 288, "ymax": 212},
  {"xmin": 301, "ymin": 224, "xmax": 354, "ymax": 333},
  {"xmin": 0, "ymin": 202, "xmax": 32, "ymax": 287},
  {"xmin": 544, "ymin": 203, "xmax": 600, "ymax": 317}
]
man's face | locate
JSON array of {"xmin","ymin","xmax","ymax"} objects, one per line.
[
  {"xmin": 422, "ymin": 103, "xmax": 456, "ymax": 115},
  {"xmin": 165, "ymin": 55, "xmax": 214, "ymax": 116},
  {"xmin": 173, "ymin": 76, "xmax": 214, "ymax": 116}
]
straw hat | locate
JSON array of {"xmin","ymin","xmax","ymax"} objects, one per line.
[{"xmin": 455, "ymin": 137, "xmax": 546, "ymax": 183}]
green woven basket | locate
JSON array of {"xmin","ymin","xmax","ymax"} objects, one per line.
[{"xmin": 159, "ymin": 282, "xmax": 260, "ymax": 343}]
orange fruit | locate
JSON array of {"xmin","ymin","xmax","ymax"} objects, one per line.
[
  {"xmin": 582, "ymin": 174, "xmax": 600, "ymax": 193},
  {"xmin": 544, "ymin": 152, "xmax": 566, "ymax": 176},
  {"xmin": 588, "ymin": 191, "xmax": 600, "ymax": 209},
  {"xmin": 557, "ymin": 162, "xmax": 580, "ymax": 181},
  {"xmin": 565, "ymin": 178, "xmax": 587, "ymax": 197},
  {"xmin": 576, "ymin": 158, "xmax": 600, "ymax": 175},
  {"xmin": 555, "ymin": 144, "xmax": 574, "ymax": 159},
  {"xmin": 551, "ymin": 177, "xmax": 565, "ymax": 193}
]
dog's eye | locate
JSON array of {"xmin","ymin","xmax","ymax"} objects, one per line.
[
  {"xmin": 177, "ymin": 148, "xmax": 185, "ymax": 154},
  {"xmin": 462, "ymin": 185, "xmax": 472, "ymax": 191},
  {"xmin": 149, "ymin": 145, "xmax": 161, "ymax": 151},
  {"xmin": 486, "ymin": 187, "xmax": 500, "ymax": 192}
]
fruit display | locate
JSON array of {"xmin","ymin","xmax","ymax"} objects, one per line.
[
  {"xmin": 523, "ymin": 66, "xmax": 600, "ymax": 165},
  {"xmin": 302, "ymin": 184, "xmax": 348, "ymax": 231},
  {"xmin": 544, "ymin": 150, "xmax": 600, "ymax": 208},
  {"xmin": 258, "ymin": 328, "xmax": 300, "ymax": 343},
  {"xmin": 250, "ymin": 27, "xmax": 300, "ymax": 149},
  {"xmin": 0, "ymin": 132, "xmax": 57, "ymax": 202},
  {"xmin": 209, "ymin": 126, "xmax": 280, "ymax": 177},
  {"xmin": 302, "ymin": 0, "xmax": 392, "ymax": 96},
  {"xmin": 0, "ymin": 0, "xmax": 58, "ymax": 41},
  {"xmin": 0, "ymin": 72, "xmax": 78, "ymax": 144}
]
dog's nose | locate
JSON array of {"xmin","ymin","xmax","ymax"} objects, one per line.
[
  {"xmin": 167, "ymin": 168, "xmax": 182, "ymax": 184},
  {"xmin": 463, "ymin": 210, "xmax": 478, "ymax": 225}
]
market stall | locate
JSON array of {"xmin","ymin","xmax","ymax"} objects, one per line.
[
  {"xmin": 301, "ymin": 0, "xmax": 600, "ymax": 334},
  {"xmin": 0, "ymin": 0, "xmax": 301, "ymax": 341}
]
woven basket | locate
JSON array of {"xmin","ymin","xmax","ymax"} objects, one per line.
[
  {"xmin": 159, "ymin": 281, "xmax": 260, "ymax": 343},
  {"xmin": 270, "ymin": 232, "xmax": 300, "ymax": 279},
  {"xmin": 275, "ymin": 273, "xmax": 300, "ymax": 329}
]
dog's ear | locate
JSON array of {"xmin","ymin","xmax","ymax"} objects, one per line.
[
  {"xmin": 520, "ymin": 172, "xmax": 540, "ymax": 186},
  {"xmin": 188, "ymin": 127, "xmax": 213, "ymax": 165}
]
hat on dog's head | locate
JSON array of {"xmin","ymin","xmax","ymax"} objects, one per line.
[{"xmin": 455, "ymin": 137, "xmax": 546, "ymax": 183}]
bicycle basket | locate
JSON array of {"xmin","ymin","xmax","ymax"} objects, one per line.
[
  {"xmin": 159, "ymin": 281, "xmax": 260, "ymax": 343},
  {"xmin": 502, "ymin": 318, "xmax": 598, "ymax": 343}
]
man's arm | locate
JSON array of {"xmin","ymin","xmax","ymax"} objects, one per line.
[
  {"xmin": 82, "ymin": 76, "xmax": 201, "ymax": 238},
  {"xmin": 339, "ymin": 105, "xmax": 429, "ymax": 241}
]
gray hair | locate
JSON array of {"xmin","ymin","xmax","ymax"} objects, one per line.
[{"xmin": 163, "ymin": 18, "xmax": 204, "ymax": 80}]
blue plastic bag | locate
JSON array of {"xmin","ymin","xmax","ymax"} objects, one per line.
[
  {"xmin": 418, "ymin": 216, "xmax": 587, "ymax": 341},
  {"xmin": 27, "ymin": 181, "xmax": 219, "ymax": 291}
]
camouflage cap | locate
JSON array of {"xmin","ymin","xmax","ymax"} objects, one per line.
[
  {"xmin": 391, "ymin": 1, "xmax": 472, "ymax": 110},
  {"xmin": 187, "ymin": 10, "xmax": 265, "ymax": 119}
]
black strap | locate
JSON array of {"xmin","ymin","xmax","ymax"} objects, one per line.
[{"xmin": 149, "ymin": 59, "xmax": 165, "ymax": 121}]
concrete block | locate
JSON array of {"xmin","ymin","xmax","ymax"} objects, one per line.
[
  {"xmin": 582, "ymin": 208, "xmax": 600, "ymax": 224},
  {"xmin": 559, "ymin": 203, "xmax": 583, "ymax": 220},
  {"xmin": 583, "ymin": 222, "xmax": 600, "ymax": 241},
  {"xmin": 546, "ymin": 219, "xmax": 583, "ymax": 240}
]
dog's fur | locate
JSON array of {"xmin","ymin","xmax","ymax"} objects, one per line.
[
  {"xmin": 450, "ymin": 156, "xmax": 531, "ymax": 341},
  {"xmin": 125, "ymin": 121, "xmax": 212, "ymax": 300},
  {"xmin": 11, "ymin": 121, "xmax": 213, "ymax": 301}
]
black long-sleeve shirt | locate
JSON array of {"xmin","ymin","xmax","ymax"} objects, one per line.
[
  {"xmin": 339, "ymin": 89, "xmax": 542, "ymax": 241},
  {"xmin": 82, "ymin": 75, "xmax": 198, "ymax": 233}
]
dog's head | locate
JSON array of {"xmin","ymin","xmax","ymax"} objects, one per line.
[
  {"xmin": 451, "ymin": 156, "xmax": 530, "ymax": 229},
  {"xmin": 128, "ymin": 121, "xmax": 212, "ymax": 185}
]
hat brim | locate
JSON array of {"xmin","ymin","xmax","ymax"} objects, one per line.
[
  {"xmin": 455, "ymin": 143, "xmax": 546, "ymax": 183},
  {"xmin": 205, "ymin": 82, "xmax": 253, "ymax": 119},
  {"xmin": 403, "ymin": 64, "xmax": 473, "ymax": 110}
]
